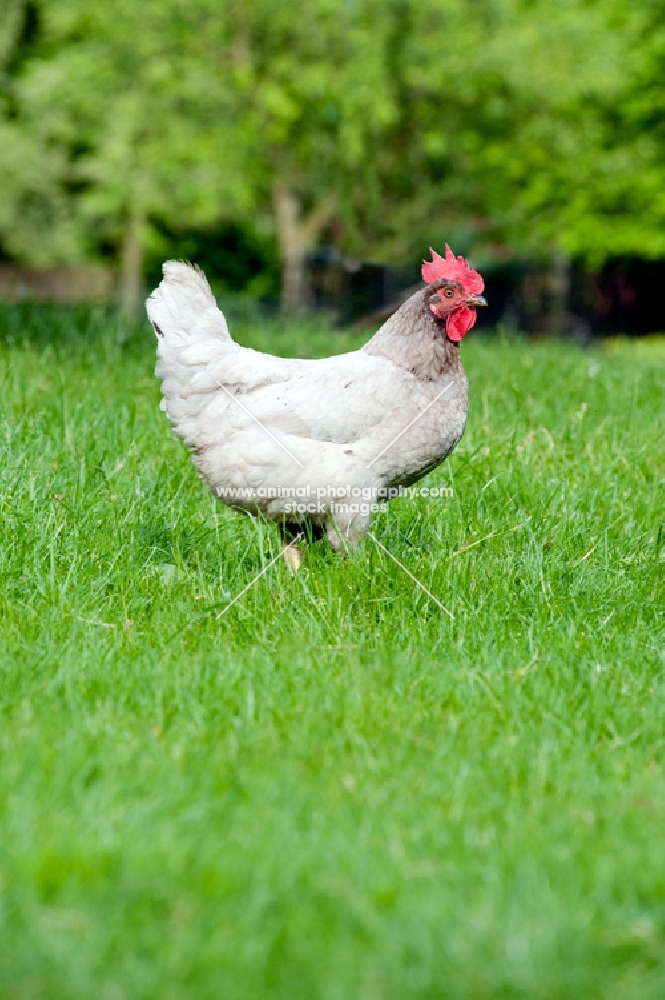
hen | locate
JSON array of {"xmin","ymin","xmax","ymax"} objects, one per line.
[{"xmin": 147, "ymin": 245, "xmax": 486, "ymax": 566}]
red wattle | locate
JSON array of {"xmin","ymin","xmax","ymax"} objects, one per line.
[{"xmin": 445, "ymin": 304, "xmax": 476, "ymax": 342}]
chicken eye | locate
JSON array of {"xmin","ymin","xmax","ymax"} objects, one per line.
[{"xmin": 443, "ymin": 287, "xmax": 455, "ymax": 298}]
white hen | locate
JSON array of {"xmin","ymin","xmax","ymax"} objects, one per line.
[{"xmin": 146, "ymin": 246, "xmax": 486, "ymax": 561}]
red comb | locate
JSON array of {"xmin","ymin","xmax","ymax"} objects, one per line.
[{"xmin": 421, "ymin": 244, "xmax": 484, "ymax": 295}]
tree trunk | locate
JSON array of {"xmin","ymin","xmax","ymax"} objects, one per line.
[
  {"xmin": 119, "ymin": 201, "xmax": 144, "ymax": 320},
  {"xmin": 273, "ymin": 185, "xmax": 336, "ymax": 316},
  {"xmin": 549, "ymin": 248, "xmax": 570, "ymax": 336}
]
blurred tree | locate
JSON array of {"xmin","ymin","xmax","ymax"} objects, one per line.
[
  {"xmin": 7, "ymin": 0, "xmax": 248, "ymax": 315},
  {"xmin": 0, "ymin": 0, "xmax": 23, "ymax": 59},
  {"xmin": 1, "ymin": 0, "xmax": 663, "ymax": 316},
  {"xmin": 226, "ymin": 0, "xmax": 398, "ymax": 313},
  {"xmin": 382, "ymin": 0, "xmax": 665, "ymax": 266},
  {"xmin": 576, "ymin": 0, "xmax": 665, "ymax": 261},
  {"xmin": 0, "ymin": 1, "xmax": 82, "ymax": 265},
  {"xmin": 5, "ymin": 0, "xmax": 399, "ymax": 315},
  {"xmin": 471, "ymin": 0, "xmax": 665, "ymax": 264}
]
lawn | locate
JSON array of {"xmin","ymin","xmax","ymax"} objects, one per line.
[{"xmin": 0, "ymin": 303, "xmax": 663, "ymax": 999}]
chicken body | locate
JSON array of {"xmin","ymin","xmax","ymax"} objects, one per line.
[{"xmin": 147, "ymin": 261, "xmax": 480, "ymax": 552}]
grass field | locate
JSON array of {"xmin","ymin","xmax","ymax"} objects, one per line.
[{"xmin": 0, "ymin": 303, "xmax": 663, "ymax": 999}]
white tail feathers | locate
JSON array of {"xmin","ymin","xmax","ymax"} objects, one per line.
[
  {"xmin": 146, "ymin": 261, "xmax": 231, "ymax": 343},
  {"xmin": 148, "ymin": 261, "xmax": 236, "ymax": 449}
]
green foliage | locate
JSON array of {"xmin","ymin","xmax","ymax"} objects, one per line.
[
  {"xmin": 375, "ymin": 0, "xmax": 665, "ymax": 263},
  {"xmin": 9, "ymin": 1, "xmax": 245, "ymax": 253},
  {"xmin": 0, "ymin": 1, "xmax": 81, "ymax": 264},
  {"xmin": 0, "ymin": 0, "xmax": 664, "ymax": 287},
  {"xmin": 0, "ymin": 306, "xmax": 663, "ymax": 995},
  {"xmin": 228, "ymin": 0, "xmax": 397, "ymax": 226},
  {"xmin": 0, "ymin": 0, "xmax": 24, "ymax": 66}
]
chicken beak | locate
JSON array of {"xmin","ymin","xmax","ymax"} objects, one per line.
[{"xmin": 466, "ymin": 294, "xmax": 487, "ymax": 308}]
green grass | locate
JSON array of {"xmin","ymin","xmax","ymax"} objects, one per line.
[{"xmin": 0, "ymin": 303, "xmax": 663, "ymax": 999}]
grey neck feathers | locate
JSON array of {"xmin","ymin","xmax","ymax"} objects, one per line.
[{"xmin": 362, "ymin": 287, "xmax": 463, "ymax": 382}]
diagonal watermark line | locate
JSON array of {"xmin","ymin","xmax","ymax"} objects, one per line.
[
  {"xmin": 367, "ymin": 381, "xmax": 454, "ymax": 469},
  {"xmin": 216, "ymin": 533, "xmax": 303, "ymax": 619},
  {"xmin": 367, "ymin": 531, "xmax": 454, "ymax": 620},
  {"xmin": 216, "ymin": 381, "xmax": 305, "ymax": 469}
]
